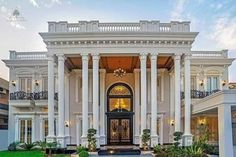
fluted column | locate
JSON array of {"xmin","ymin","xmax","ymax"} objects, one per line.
[
  {"xmin": 134, "ymin": 69, "xmax": 140, "ymax": 144},
  {"xmin": 150, "ymin": 53, "xmax": 158, "ymax": 146},
  {"xmin": 81, "ymin": 53, "xmax": 89, "ymax": 146},
  {"xmin": 183, "ymin": 54, "xmax": 192, "ymax": 146},
  {"xmin": 174, "ymin": 54, "xmax": 181, "ymax": 132},
  {"xmin": 47, "ymin": 54, "xmax": 55, "ymax": 141},
  {"xmin": 57, "ymin": 54, "xmax": 66, "ymax": 147},
  {"xmin": 99, "ymin": 69, "xmax": 106, "ymax": 145},
  {"xmin": 92, "ymin": 53, "xmax": 100, "ymax": 147},
  {"xmin": 140, "ymin": 53, "xmax": 147, "ymax": 146}
]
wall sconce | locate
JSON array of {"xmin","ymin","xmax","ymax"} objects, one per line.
[
  {"xmin": 199, "ymin": 80, "xmax": 204, "ymax": 86},
  {"xmin": 65, "ymin": 121, "xmax": 69, "ymax": 127},
  {"xmin": 222, "ymin": 80, "xmax": 226, "ymax": 86},
  {"xmin": 170, "ymin": 120, "xmax": 175, "ymax": 126},
  {"xmin": 35, "ymin": 80, "xmax": 39, "ymax": 86},
  {"xmin": 11, "ymin": 81, "xmax": 16, "ymax": 86}
]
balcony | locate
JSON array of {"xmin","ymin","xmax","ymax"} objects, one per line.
[
  {"xmin": 181, "ymin": 89, "xmax": 221, "ymax": 99},
  {"xmin": 10, "ymin": 91, "xmax": 58, "ymax": 108}
]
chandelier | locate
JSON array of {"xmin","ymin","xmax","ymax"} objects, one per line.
[{"xmin": 113, "ymin": 67, "xmax": 126, "ymax": 78}]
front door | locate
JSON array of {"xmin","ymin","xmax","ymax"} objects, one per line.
[
  {"xmin": 106, "ymin": 83, "xmax": 134, "ymax": 145},
  {"xmin": 108, "ymin": 117, "xmax": 132, "ymax": 145}
]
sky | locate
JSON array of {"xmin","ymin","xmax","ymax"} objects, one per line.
[{"xmin": 0, "ymin": 0, "xmax": 236, "ymax": 81}]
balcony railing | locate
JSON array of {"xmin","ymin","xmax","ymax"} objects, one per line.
[
  {"xmin": 10, "ymin": 91, "xmax": 58, "ymax": 101},
  {"xmin": 48, "ymin": 21, "xmax": 190, "ymax": 33},
  {"xmin": 181, "ymin": 89, "xmax": 221, "ymax": 99}
]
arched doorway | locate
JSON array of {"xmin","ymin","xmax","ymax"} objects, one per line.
[{"xmin": 106, "ymin": 83, "xmax": 134, "ymax": 145}]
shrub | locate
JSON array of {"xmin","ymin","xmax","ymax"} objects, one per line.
[
  {"xmin": 79, "ymin": 150, "xmax": 89, "ymax": 157},
  {"xmin": 8, "ymin": 141, "xmax": 20, "ymax": 151},
  {"xmin": 87, "ymin": 128, "xmax": 97, "ymax": 152},
  {"xmin": 20, "ymin": 142, "xmax": 37, "ymax": 150},
  {"xmin": 141, "ymin": 129, "xmax": 150, "ymax": 150},
  {"xmin": 35, "ymin": 141, "xmax": 47, "ymax": 150},
  {"xmin": 77, "ymin": 145, "xmax": 86, "ymax": 154},
  {"xmin": 173, "ymin": 131, "xmax": 183, "ymax": 147}
]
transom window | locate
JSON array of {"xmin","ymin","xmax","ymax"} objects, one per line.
[{"xmin": 207, "ymin": 76, "xmax": 219, "ymax": 91}]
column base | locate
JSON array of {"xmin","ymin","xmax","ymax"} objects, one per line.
[
  {"xmin": 151, "ymin": 135, "xmax": 159, "ymax": 147},
  {"xmin": 100, "ymin": 135, "xmax": 106, "ymax": 145},
  {"xmin": 46, "ymin": 135, "xmax": 56, "ymax": 143},
  {"xmin": 95, "ymin": 135, "xmax": 100, "ymax": 148},
  {"xmin": 57, "ymin": 136, "xmax": 66, "ymax": 148},
  {"xmin": 64, "ymin": 135, "xmax": 71, "ymax": 146},
  {"xmin": 81, "ymin": 136, "xmax": 88, "ymax": 147},
  {"xmin": 134, "ymin": 135, "xmax": 140, "ymax": 145},
  {"xmin": 182, "ymin": 134, "xmax": 193, "ymax": 146}
]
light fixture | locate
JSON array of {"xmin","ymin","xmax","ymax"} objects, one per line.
[
  {"xmin": 65, "ymin": 121, "xmax": 69, "ymax": 127},
  {"xmin": 35, "ymin": 80, "xmax": 39, "ymax": 86},
  {"xmin": 222, "ymin": 80, "xmax": 226, "ymax": 86},
  {"xmin": 170, "ymin": 120, "xmax": 175, "ymax": 126},
  {"xmin": 113, "ymin": 67, "xmax": 126, "ymax": 78},
  {"xmin": 198, "ymin": 118, "xmax": 206, "ymax": 126},
  {"xmin": 11, "ymin": 81, "xmax": 16, "ymax": 86},
  {"xmin": 199, "ymin": 80, "xmax": 204, "ymax": 86}
]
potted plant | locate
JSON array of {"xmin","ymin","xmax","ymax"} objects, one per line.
[
  {"xmin": 173, "ymin": 131, "xmax": 183, "ymax": 147},
  {"xmin": 87, "ymin": 128, "xmax": 97, "ymax": 152},
  {"xmin": 141, "ymin": 129, "xmax": 150, "ymax": 150}
]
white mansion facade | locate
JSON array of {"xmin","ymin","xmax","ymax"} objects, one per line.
[{"xmin": 3, "ymin": 20, "xmax": 236, "ymax": 156}]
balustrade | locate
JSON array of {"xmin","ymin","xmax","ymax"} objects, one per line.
[
  {"xmin": 10, "ymin": 91, "xmax": 58, "ymax": 101},
  {"xmin": 181, "ymin": 89, "xmax": 221, "ymax": 99}
]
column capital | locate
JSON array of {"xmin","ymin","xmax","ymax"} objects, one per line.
[
  {"xmin": 150, "ymin": 53, "xmax": 158, "ymax": 60},
  {"xmin": 47, "ymin": 54, "xmax": 55, "ymax": 61},
  {"xmin": 99, "ymin": 69, "xmax": 106, "ymax": 73},
  {"xmin": 173, "ymin": 53, "xmax": 182, "ymax": 60},
  {"xmin": 57, "ymin": 54, "xmax": 66, "ymax": 61},
  {"xmin": 91, "ymin": 53, "xmax": 100, "ymax": 60},
  {"xmin": 133, "ymin": 69, "xmax": 140, "ymax": 73},
  {"xmin": 139, "ymin": 52, "xmax": 148, "ymax": 60},
  {"xmin": 81, "ymin": 53, "xmax": 89, "ymax": 61},
  {"xmin": 184, "ymin": 53, "xmax": 191, "ymax": 60}
]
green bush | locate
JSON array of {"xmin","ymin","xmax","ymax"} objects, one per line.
[
  {"xmin": 173, "ymin": 131, "xmax": 183, "ymax": 147},
  {"xmin": 79, "ymin": 150, "xmax": 89, "ymax": 157},
  {"xmin": 77, "ymin": 145, "xmax": 86, "ymax": 154},
  {"xmin": 20, "ymin": 142, "xmax": 37, "ymax": 150},
  {"xmin": 87, "ymin": 128, "xmax": 97, "ymax": 152},
  {"xmin": 141, "ymin": 129, "xmax": 150, "ymax": 150},
  {"xmin": 34, "ymin": 141, "xmax": 46, "ymax": 150},
  {"xmin": 8, "ymin": 141, "xmax": 20, "ymax": 151}
]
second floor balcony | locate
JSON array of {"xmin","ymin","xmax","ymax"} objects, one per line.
[
  {"xmin": 181, "ymin": 89, "xmax": 221, "ymax": 100},
  {"xmin": 10, "ymin": 91, "xmax": 58, "ymax": 108}
]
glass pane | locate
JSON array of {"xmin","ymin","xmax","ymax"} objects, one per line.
[
  {"xmin": 110, "ymin": 119, "xmax": 119, "ymax": 143},
  {"xmin": 43, "ymin": 77, "xmax": 48, "ymax": 91},
  {"xmin": 27, "ymin": 79, "xmax": 32, "ymax": 93},
  {"xmin": 109, "ymin": 85, "xmax": 131, "ymax": 95},
  {"xmin": 207, "ymin": 77, "xmax": 211, "ymax": 91},
  {"xmin": 20, "ymin": 78, "xmax": 25, "ymax": 91},
  {"xmin": 27, "ymin": 120, "xmax": 32, "ymax": 143},
  {"xmin": 20, "ymin": 120, "xmax": 25, "ymax": 143},
  {"xmin": 109, "ymin": 98, "xmax": 131, "ymax": 112},
  {"xmin": 120, "ymin": 119, "xmax": 130, "ymax": 142},
  {"xmin": 44, "ymin": 120, "xmax": 48, "ymax": 139}
]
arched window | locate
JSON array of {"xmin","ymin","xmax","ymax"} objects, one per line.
[{"xmin": 107, "ymin": 83, "xmax": 133, "ymax": 112}]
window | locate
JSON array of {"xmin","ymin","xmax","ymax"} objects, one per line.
[
  {"xmin": 191, "ymin": 77, "xmax": 196, "ymax": 90},
  {"xmin": 207, "ymin": 76, "xmax": 219, "ymax": 91},
  {"xmin": 19, "ymin": 119, "xmax": 32, "ymax": 143},
  {"xmin": 19, "ymin": 77, "xmax": 32, "ymax": 92},
  {"xmin": 44, "ymin": 119, "xmax": 48, "ymax": 141}
]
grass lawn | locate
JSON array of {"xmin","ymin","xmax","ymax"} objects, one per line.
[{"xmin": 0, "ymin": 150, "xmax": 70, "ymax": 157}]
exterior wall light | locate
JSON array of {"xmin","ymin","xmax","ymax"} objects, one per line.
[
  {"xmin": 199, "ymin": 80, "xmax": 204, "ymax": 86},
  {"xmin": 198, "ymin": 118, "xmax": 206, "ymax": 126},
  {"xmin": 170, "ymin": 120, "xmax": 175, "ymax": 126},
  {"xmin": 11, "ymin": 81, "xmax": 16, "ymax": 86},
  {"xmin": 222, "ymin": 80, "xmax": 226, "ymax": 86},
  {"xmin": 35, "ymin": 80, "xmax": 39, "ymax": 86},
  {"xmin": 65, "ymin": 121, "xmax": 69, "ymax": 127}
]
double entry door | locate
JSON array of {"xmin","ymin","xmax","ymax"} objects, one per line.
[{"xmin": 107, "ymin": 116, "xmax": 133, "ymax": 145}]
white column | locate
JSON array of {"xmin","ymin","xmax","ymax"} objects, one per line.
[
  {"xmin": 218, "ymin": 105, "xmax": 233, "ymax": 157},
  {"xmin": 92, "ymin": 53, "xmax": 100, "ymax": 147},
  {"xmin": 57, "ymin": 54, "xmax": 66, "ymax": 147},
  {"xmin": 65, "ymin": 73, "xmax": 70, "ymax": 144},
  {"xmin": 99, "ymin": 69, "xmax": 106, "ymax": 145},
  {"xmin": 150, "ymin": 53, "xmax": 158, "ymax": 146},
  {"xmin": 81, "ymin": 53, "xmax": 89, "ymax": 146},
  {"xmin": 32, "ymin": 116, "xmax": 36, "ymax": 142},
  {"xmin": 140, "ymin": 52, "xmax": 147, "ymax": 146},
  {"xmin": 174, "ymin": 54, "xmax": 181, "ymax": 132},
  {"xmin": 169, "ymin": 73, "xmax": 175, "ymax": 142},
  {"xmin": 76, "ymin": 115, "xmax": 81, "ymax": 146},
  {"xmin": 47, "ymin": 54, "xmax": 55, "ymax": 141},
  {"xmin": 183, "ymin": 54, "xmax": 192, "ymax": 146},
  {"xmin": 39, "ymin": 117, "xmax": 43, "ymax": 141},
  {"xmin": 14, "ymin": 116, "xmax": 19, "ymax": 141},
  {"xmin": 134, "ymin": 69, "xmax": 140, "ymax": 144}
]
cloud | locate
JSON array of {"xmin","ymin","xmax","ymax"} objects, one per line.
[
  {"xmin": 0, "ymin": 5, "xmax": 6, "ymax": 13},
  {"xmin": 29, "ymin": 0, "xmax": 39, "ymax": 8},
  {"xmin": 210, "ymin": 16, "xmax": 236, "ymax": 49},
  {"xmin": 170, "ymin": 0, "xmax": 188, "ymax": 21}
]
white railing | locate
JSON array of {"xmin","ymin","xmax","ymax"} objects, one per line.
[
  {"xmin": 191, "ymin": 50, "xmax": 228, "ymax": 58},
  {"xmin": 48, "ymin": 20, "xmax": 190, "ymax": 33},
  {"xmin": 10, "ymin": 51, "xmax": 47, "ymax": 60}
]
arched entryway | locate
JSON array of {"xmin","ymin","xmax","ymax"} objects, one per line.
[{"xmin": 106, "ymin": 83, "xmax": 134, "ymax": 145}]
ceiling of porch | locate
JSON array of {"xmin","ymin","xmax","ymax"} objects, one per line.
[{"xmin": 65, "ymin": 56, "xmax": 173, "ymax": 72}]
